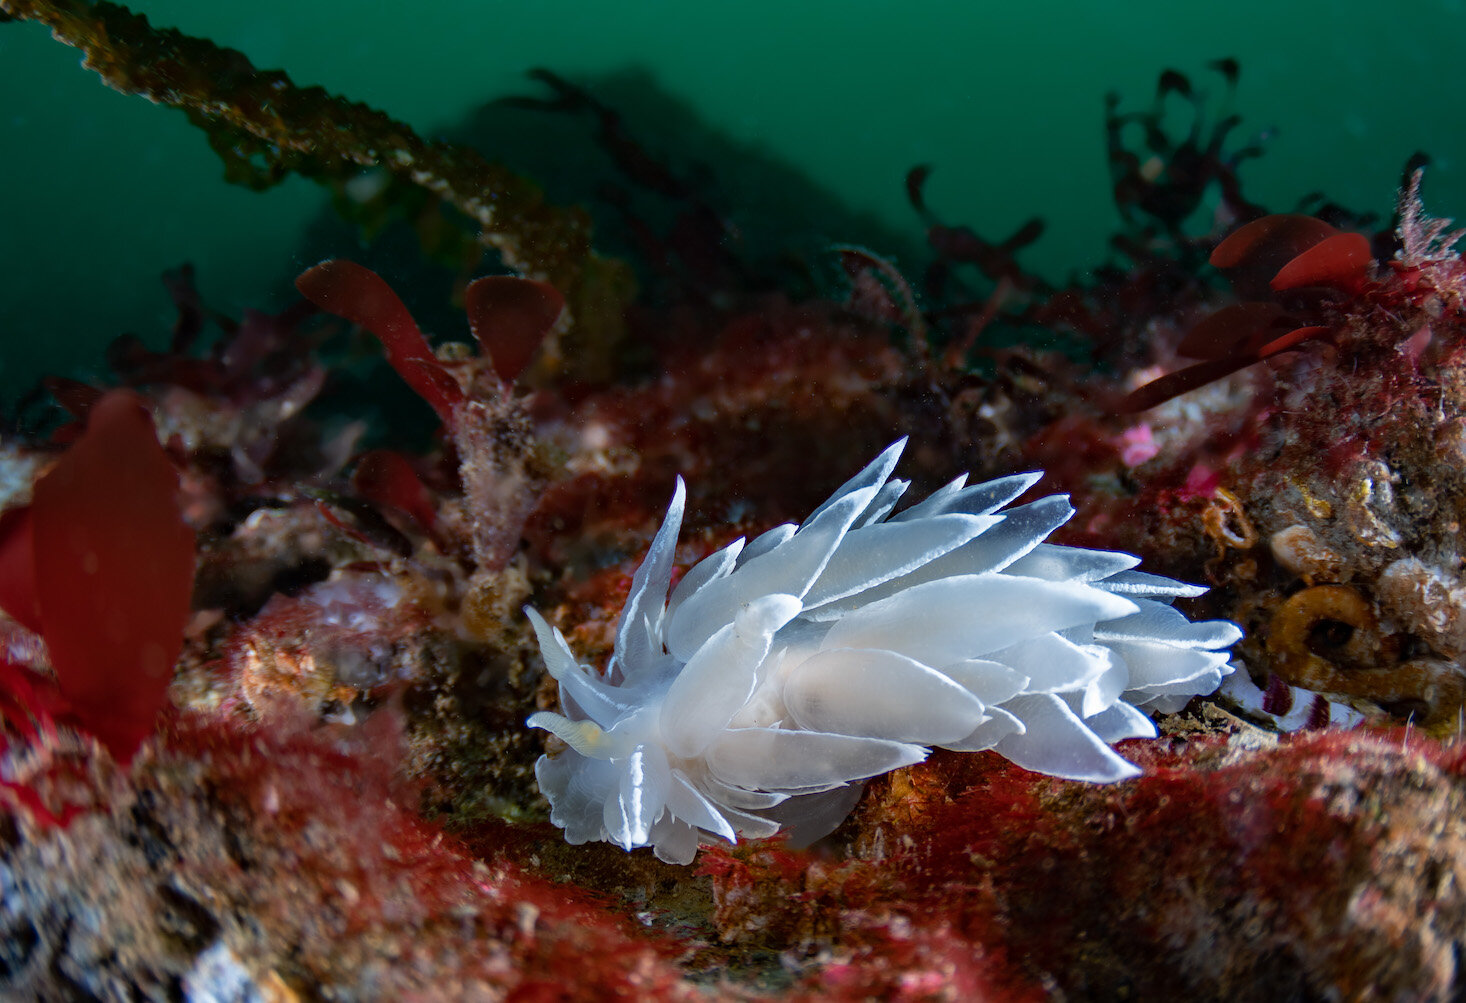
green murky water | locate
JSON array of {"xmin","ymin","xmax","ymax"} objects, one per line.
[{"xmin": 3, "ymin": 0, "xmax": 1464, "ymax": 398}]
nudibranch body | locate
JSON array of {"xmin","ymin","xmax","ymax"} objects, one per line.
[{"xmin": 528, "ymin": 440, "xmax": 1240, "ymax": 863}]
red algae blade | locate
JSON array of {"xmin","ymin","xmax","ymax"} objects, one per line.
[
  {"xmin": 295, "ymin": 260, "xmax": 465, "ymax": 425},
  {"xmin": 1210, "ymin": 213, "xmax": 1341, "ymax": 300},
  {"xmin": 1177, "ymin": 301, "xmax": 1291, "ymax": 359},
  {"xmin": 1257, "ymin": 324, "xmax": 1333, "ymax": 358},
  {"xmin": 0, "ymin": 506, "xmax": 42, "ymax": 635},
  {"xmin": 31, "ymin": 391, "xmax": 195, "ymax": 761},
  {"xmin": 1119, "ymin": 355, "xmax": 1260, "ymax": 412},
  {"xmin": 1209, "ymin": 213, "xmax": 1337, "ymax": 270},
  {"xmin": 1269, "ymin": 231, "xmax": 1373, "ymax": 293},
  {"xmin": 463, "ymin": 275, "xmax": 565, "ymax": 386},
  {"xmin": 353, "ymin": 449, "xmax": 438, "ymax": 532}
]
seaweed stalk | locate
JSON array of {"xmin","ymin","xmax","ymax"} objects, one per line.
[{"xmin": 0, "ymin": 0, "xmax": 634, "ymax": 373}]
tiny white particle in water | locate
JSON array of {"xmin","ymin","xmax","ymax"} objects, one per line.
[{"xmin": 527, "ymin": 439, "xmax": 1241, "ymax": 863}]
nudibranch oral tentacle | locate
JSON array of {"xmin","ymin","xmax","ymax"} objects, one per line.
[{"xmin": 528, "ymin": 439, "xmax": 1241, "ymax": 863}]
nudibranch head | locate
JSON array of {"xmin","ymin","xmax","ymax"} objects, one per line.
[{"xmin": 528, "ymin": 439, "xmax": 1240, "ymax": 863}]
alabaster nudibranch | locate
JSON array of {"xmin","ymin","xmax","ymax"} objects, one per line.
[{"xmin": 527, "ymin": 440, "xmax": 1240, "ymax": 863}]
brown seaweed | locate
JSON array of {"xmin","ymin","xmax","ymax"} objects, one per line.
[{"xmin": 0, "ymin": 0, "xmax": 635, "ymax": 374}]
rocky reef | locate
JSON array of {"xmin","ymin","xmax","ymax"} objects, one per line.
[{"xmin": 2, "ymin": 7, "xmax": 1465, "ymax": 999}]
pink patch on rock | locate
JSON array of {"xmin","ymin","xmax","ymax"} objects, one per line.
[{"xmin": 1117, "ymin": 423, "xmax": 1160, "ymax": 466}]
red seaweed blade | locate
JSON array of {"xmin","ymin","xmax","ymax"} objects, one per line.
[
  {"xmin": 296, "ymin": 260, "xmax": 466, "ymax": 426},
  {"xmin": 1270, "ymin": 231, "xmax": 1373, "ymax": 294},
  {"xmin": 463, "ymin": 275, "xmax": 565, "ymax": 386},
  {"xmin": 31, "ymin": 391, "xmax": 196, "ymax": 761}
]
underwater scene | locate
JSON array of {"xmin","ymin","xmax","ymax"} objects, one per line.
[{"xmin": 4, "ymin": 0, "xmax": 1466, "ymax": 998}]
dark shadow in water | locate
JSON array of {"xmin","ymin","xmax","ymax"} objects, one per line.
[
  {"xmin": 458, "ymin": 67, "xmax": 922, "ymax": 291},
  {"xmin": 8, "ymin": 65, "xmax": 926, "ymax": 438},
  {"xmin": 293, "ymin": 66, "xmax": 921, "ymax": 305},
  {"xmin": 276, "ymin": 65, "xmax": 925, "ymax": 448}
]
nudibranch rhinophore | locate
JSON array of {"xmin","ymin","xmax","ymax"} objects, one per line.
[{"xmin": 527, "ymin": 440, "xmax": 1240, "ymax": 863}]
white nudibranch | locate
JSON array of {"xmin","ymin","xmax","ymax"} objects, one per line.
[{"xmin": 526, "ymin": 439, "xmax": 1241, "ymax": 863}]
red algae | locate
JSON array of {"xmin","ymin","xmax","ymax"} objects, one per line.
[
  {"xmin": 1019, "ymin": 172, "xmax": 1466, "ymax": 731},
  {"xmin": 5, "ymin": 35, "xmax": 1466, "ymax": 999},
  {"xmin": 299, "ymin": 259, "xmax": 560, "ymax": 575},
  {"xmin": 0, "ymin": 711, "xmax": 715, "ymax": 1000},
  {"xmin": 1121, "ymin": 212, "xmax": 1375, "ymax": 411},
  {"xmin": 702, "ymin": 726, "xmax": 1466, "ymax": 1000},
  {"xmin": 296, "ymin": 260, "xmax": 468, "ymax": 427},
  {"xmin": 0, "ymin": 391, "xmax": 193, "ymax": 764},
  {"xmin": 31, "ymin": 392, "xmax": 195, "ymax": 761}
]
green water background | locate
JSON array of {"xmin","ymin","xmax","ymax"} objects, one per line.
[{"xmin": 3, "ymin": 1, "xmax": 1464, "ymax": 399}]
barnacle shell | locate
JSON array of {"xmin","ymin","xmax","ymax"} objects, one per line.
[{"xmin": 527, "ymin": 440, "xmax": 1241, "ymax": 863}]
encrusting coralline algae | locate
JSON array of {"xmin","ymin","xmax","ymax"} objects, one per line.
[{"xmin": 528, "ymin": 439, "xmax": 1241, "ymax": 862}]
